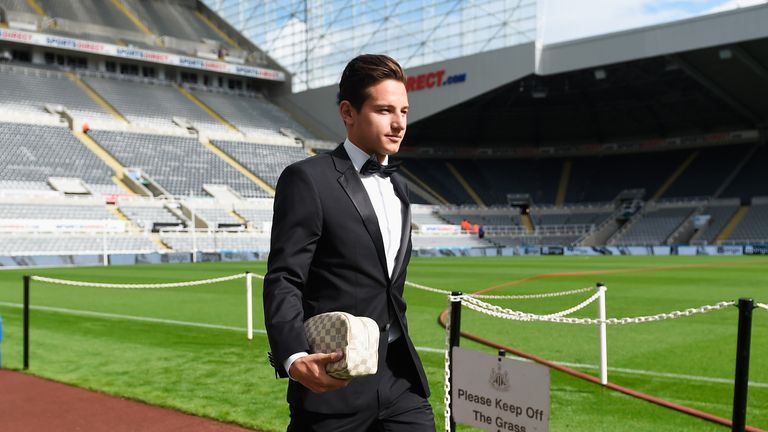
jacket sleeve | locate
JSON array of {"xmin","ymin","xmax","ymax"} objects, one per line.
[{"xmin": 263, "ymin": 163, "xmax": 322, "ymax": 377}]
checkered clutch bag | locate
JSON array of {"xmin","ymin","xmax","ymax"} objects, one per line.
[{"xmin": 303, "ymin": 312, "xmax": 380, "ymax": 380}]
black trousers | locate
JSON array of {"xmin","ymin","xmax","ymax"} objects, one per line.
[{"xmin": 287, "ymin": 338, "xmax": 435, "ymax": 432}]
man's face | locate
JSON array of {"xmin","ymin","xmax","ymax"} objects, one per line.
[{"xmin": 341, "ymin": 79, "xmax": 409, "ymax": 159}]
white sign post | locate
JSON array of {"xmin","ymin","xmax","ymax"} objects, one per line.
[{"xmin": 452, "ymin": 347, "xmax": 550, "ymax": 432}]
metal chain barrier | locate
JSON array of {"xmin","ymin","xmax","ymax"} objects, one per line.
[
  {"xmin": 30, "ymin": 273, "xmax": 246, "ymax": 289},
  {"xmin": 757, "ymin": 303, "xmax": 768, "ymax": 312},
  {"xmin": 406, "ymin": 280, "xmax": 594, "ymax": 299},
  {"xmin": 453, "ymin": 294, "xmax": 735, "ymax": 325},
  {"xmin": 541, "ymin": 291, "xmax": 602, "ymax": 318}
]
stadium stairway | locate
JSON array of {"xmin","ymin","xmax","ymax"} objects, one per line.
[
  {"xmin": 579, "ymin": 207, "xmax": 624, "ymax": 246},
  {"xmin": 108, "ymin": 205, "xmax": 141, "ymax": 233},
  {"xmin": 25, "ymin": 0, "xmax": 46, "ymax": 17},
  {"xmin": 715, "ymin": 205, "xmax": 749, "ymax": 243},
  {"xmin": 65, "ymin": 72, "xmax": 129, "ymax": 123},
  {"xmin": 554, "ymin": 160, "xmax": 572, "ymax": 207},
  {"xmin": 106, "ymin": 204, "xmax": 172, "ymax": 253},
  {"xmin": 194, "ymin": 10, "xmax": 240, "ymax": 49},
  {"xmin": 152, "ymin": 235, "xmax": 173, "ymax": 252},
  {"xmin": 174, "ymin": 85, "xmax": 241, "ymax": 134},
  {"xmin": 399, "ymin": 167, "xmax": 450, "ymax": 204},
  {"xmin": 666, "ymin": 204, "xmax": 705, "ymax": 244},
  {"xmin": 445, "ymin": 162, "xmax": 485, "ymax": 206},
  {"xmin": 521, "ymin": 212, "xmax": 535, "ymax": 233},
  {"xmin": 654, "ymin": 151, "xmax": 698, "ymax": 200},
  {"xmin": 109, "ymin": 0, "xmax": 155, "ymax": 36},
  {"xmin": 229, "ymin": 210, "xmax": 247, "ymax": 225},
  {"xmin": 606, "ymin": 205, "xmax": 647, "ymax": 245},
  {"xmin": 714, "ymin": 144, "xmax": 760, "ymax": 198},
  {"xmin": 71, "ymin": 130, "xmax": 137, "ymax": 195},
  {"xmin": 201, "ymin": 137, "xmax": 275, "ymax": 196}
]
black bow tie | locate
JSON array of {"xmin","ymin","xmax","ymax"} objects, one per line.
[{"xmin": 360, "ymin": 157, "xmax": 402, "ymax": 178}]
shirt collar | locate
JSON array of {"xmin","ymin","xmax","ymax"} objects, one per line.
[{"xmin": 343, "ymin": 138, "xmax": 389, "ymax": 173}]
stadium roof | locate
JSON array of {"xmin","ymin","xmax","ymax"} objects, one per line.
[{"xmin": 283, "ymin": 3, "xmax": 768, "ymax": 147}]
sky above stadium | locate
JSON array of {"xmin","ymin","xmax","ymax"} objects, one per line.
[
  {"xmin": 204, "ymin": 0, "xmax": 768, "ymax": 90},
  {"xmin": 540, "ymin": 0, "xmax": 768, "ymax": 43}
]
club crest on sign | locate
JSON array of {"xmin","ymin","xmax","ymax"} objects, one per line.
[{"xmin": 489, "ymin": 362, "xmax": 510, "ymax": 392}]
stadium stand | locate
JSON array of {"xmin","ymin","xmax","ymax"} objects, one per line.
[
  {"xmin": 412, "ymin": 212, "xmax": 449, "ymax": 226},
  {"xmin": 566, "ymin": 151, "xmax": 688, "ymax": 203},
  {"xmin": 0, "ymin": 202, "xmax": 116, "ymax": 221},
  {"xmin": 437, "ymin": 207, "xmax": 521, "ymax": 227},
  {"xmin": 0, "ymin": 234, "xmax": 156, "ymax": 255},
  {"xmin": 532, "ymin": 206, "xmax": 613, "ymax": 227},
  {"xmin": 0, "ymin": 122, "xmax": 116, "ymax": 190},
  {"xmin": 233, "ymin": 206, "xmax": 273, "ymax": 228},
  {"xmin": 117, "ymin": 199, "xmax": 186, "ymax": 231},
  {"xmin": 212, "ymin": 139, "xmax": 306, "ymax": 187},
  {"xmin": 34, "ymin": 0, "xmax": 139, "ymax": 32},
  {"xmin": 0, "ymin": 181, "xmax": 55, "ymax": 191},
  {"xmin": 0, "ymin": 0, "xmax": 34, "ymax": 14},
  {"xmin": 186, "ymin": 206, "xmax": 242, "ymax": 228},
  {"xmin": 83, "ymin": 75, "xmax": 230, "ymax": 131},
  {"xmin": 721, "ymin": 144, "xmax": 768, "ymax": 200},
  {"xmin": 88, "ymin": 129, "xmax": 270, "ymax": 198},
  {"xmin": 191, "ymin": 88, "xmax": 314, "ymax": 138},
  {"xmin": 123, "ymin": 0, "xmax": 225, "ymax": 43},
  {"xmin": 402, "ymin": 158, "xmax": 563, "ymax": 206},
  {"xmin": 402, "ymin": 159, "xmax": 474, "ymax": 204},
  {"xmin": 690, "ymin": 200, "xmax": 740, "ymax": 244},
  {"xmin": 0, "ymin": 194, "xmax": 154, "ymax": 255},
  {"xmin": 662, "ymin": 145, "xmax": 753, "ymax": 199},
  {"xmin": 611, "ymin": 204, "xmax": 697, "ymax": 245},
  {"xmin": 0, "ymin": 64, "xmax": 114, "ymax": 122},
  {"xmin": 727, "ymin": 197, "xmax": 768, "ymax": 242},
  {"xmin": 160, "ymin": 232, "xmax": 270, "ymax": 252},
  {"xmin": 490, "ymin": 234, "xmax": 582, "ymax": 247},
  {"xmin": 453, "ymin": 158, "xmax": 562, "ymax": 205}
]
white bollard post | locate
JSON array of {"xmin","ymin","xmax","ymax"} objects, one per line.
[
  {"xmin": 191, "ymin": 212, "xmax": 197, "ymax": 263},
  {"xmin": 246, "ymin": 272, "xmax": 253, "ymax": 341},
  {"xmin": 102, "ymin": 219, "xmax": 108, "ymax": 267},
  {"xmin": 598, "ymin": 283, "xmax": 608, "ymax": 385}
]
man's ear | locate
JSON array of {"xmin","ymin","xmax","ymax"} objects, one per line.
[{"xmin": 339, "ymin": 100, "xmax": 354, "ymax": 126}]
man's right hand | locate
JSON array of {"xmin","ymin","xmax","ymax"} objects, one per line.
[{"xmin": 289, "ymin": 352, "xmax": 350, "ymax": 393}]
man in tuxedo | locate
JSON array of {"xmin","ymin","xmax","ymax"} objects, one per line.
[{"xmin": 264, "ymin": 54, "xmax": 435, "ymax": 431}]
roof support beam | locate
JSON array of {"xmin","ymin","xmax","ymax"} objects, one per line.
[
  {"xmin": 666, "ymin": 54, "xmax": 760, "ymax": 126},
  {"xmin": 731, "ymin": 45, "xmax": 768, "ymax": 84}
]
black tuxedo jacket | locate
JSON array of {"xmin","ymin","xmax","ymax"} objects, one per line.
[{"xmin": 263, "ymin": 144, "xmax": 430, "ymax": 414}]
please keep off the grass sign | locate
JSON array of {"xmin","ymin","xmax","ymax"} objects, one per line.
[{"xmin": 452, "ymin": 347, "xmax": 550, "ymax": 431}]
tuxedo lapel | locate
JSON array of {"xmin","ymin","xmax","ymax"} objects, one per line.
[
  {"xmin": 332, "ymin": 146, "xmax": 390, "ymax": 280},
  {"xmin": 390, "ymin": 173, "xmax": 411, "ymax": 282}
]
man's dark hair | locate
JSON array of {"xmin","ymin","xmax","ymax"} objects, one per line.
[{"xmin": 337, "ymin": 54, "xmax": 406, "ymax": 111}]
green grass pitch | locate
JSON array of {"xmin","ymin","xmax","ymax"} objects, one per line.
[{"xmin": 0, "ymin": 256, "xmax": 766, "ymax": 431}]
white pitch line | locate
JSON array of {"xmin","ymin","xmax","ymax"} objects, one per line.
[
  {"xmin": 2, "ymin": 301, "xmax": 766, "ymax": 389},
  {"xmin": 0, "ymin": 302, "xmax": 266, "ymax": 335},
  {"xmin": 414, "ymin": 346, "xmax": 445, "ymax": 353}
]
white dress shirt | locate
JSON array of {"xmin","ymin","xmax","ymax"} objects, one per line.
[
  {"xmin": 284, "ymin": 139, "xmax": 405, "ymax": 378},
  {"xmin": 343, "ymin": 139, "xmax": 404, "ymax": 278}
]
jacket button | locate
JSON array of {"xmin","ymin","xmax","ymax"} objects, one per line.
[{"xmin": 384, "ymin": 323, "xmax": 391, "ymax": 332}]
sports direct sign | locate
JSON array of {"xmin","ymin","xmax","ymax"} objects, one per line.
[
  {"xmin": 0, "ymin": 29, "xmax": 285, "ymax": 81},
  {"xmin": 406, "ymin": 68, "xmax": 466, "ymax": 92}
]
